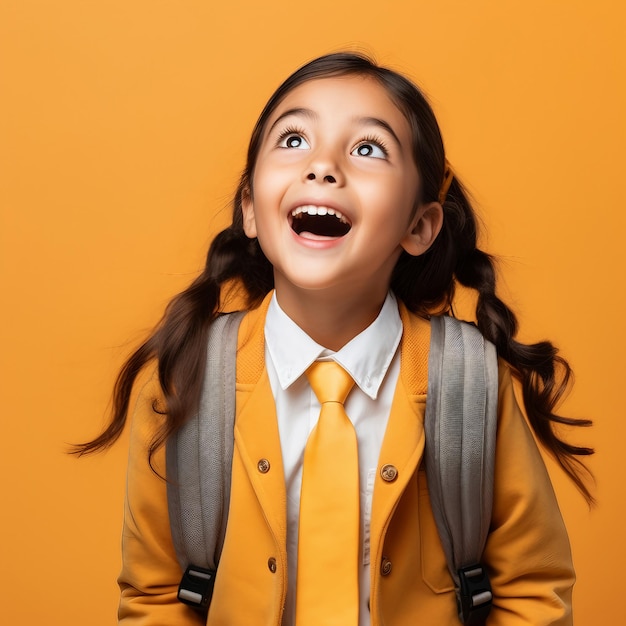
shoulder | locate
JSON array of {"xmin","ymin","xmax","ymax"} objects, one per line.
[
  {"xmin": 234, "ymin": 293, "xmax": 273, "ymax": 384},
  {"xmin": 398, "ymin": 305, "xmax": 522, "ymax": 412},
  {"xmin": 396, "ymin": 301, "xmax": 431, "ymax": 395}
]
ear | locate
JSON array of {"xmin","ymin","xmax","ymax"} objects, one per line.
[
  {"xmin": 400, "ymin": 201, "xmax": 444, "ymax": 256},
  {"xmin": 241, "ymin": 186, "xmax": 257, "ymax": 238}
]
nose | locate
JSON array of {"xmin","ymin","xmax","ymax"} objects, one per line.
[
  {"xmin": 306, "ymin": 172, "xmax": 336, "ymax": 183},
  {"xmin": 303, "ymin": 150, "xmax": 344, "ymax": 186}
]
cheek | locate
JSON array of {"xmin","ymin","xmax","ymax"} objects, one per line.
[
  {"xmin": 253, "ymin": 159, "xmax": 293, "ymax": 195},
  {"xmin": 364, "ymin": 177, "xmax": 416, "ymax": 221}
]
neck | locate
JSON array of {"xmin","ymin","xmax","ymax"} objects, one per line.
[{"xmin": 274, "ymin": 284, "xmax": 389, "ymax": 352}]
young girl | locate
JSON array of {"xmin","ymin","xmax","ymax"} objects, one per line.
[{"xmin": 77, "ymin": 52, "xmax": 592, "ymax": 625}]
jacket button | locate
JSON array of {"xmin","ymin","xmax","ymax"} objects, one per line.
[
  {"xmin": 257, "ymin": 459, "xmax": 271, "ymax": 473},
  {"xmin": 268, "ymin": 557, "xmax": 277, "ymax": 573},
  {"xmin": 380, "ymin": 464, "xmax": 398, "ymax": 482},
  {"xmin": 381, "ymin": 557, "xmax": 392, "ymax": 576}
]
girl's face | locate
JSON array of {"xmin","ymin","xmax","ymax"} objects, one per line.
[{"xmin": 242, "ymin": 75, "xmax": 440, "ymax": 312}]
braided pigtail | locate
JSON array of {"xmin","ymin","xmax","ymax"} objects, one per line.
[
  {"xmin": 72, "ymin": 178, "xmax": 274, "ymax": 458},
  {"xmin": 445, "ymin": 177, "xmax": 594, "ymax": 503}
]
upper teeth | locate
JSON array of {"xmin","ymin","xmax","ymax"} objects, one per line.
[{"xmin": 291, "ymin": 205, "xmax": 348, "ymax": 223}]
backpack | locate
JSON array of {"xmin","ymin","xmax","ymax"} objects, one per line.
[{"xmin": 166, "ymin": 311, "xmax": 498, "ymax": 625}]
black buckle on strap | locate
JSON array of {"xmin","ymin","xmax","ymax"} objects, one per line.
[
  {"xmin": 177, "ymin": 565, "xmax": 216, "ymax": 610},
  {"xmin": 458, "ymin": 564, "xmax": 493, "ymax": 625}
]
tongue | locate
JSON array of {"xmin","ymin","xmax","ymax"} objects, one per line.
[{"xmin": 299, "ymin": 231, "xmax": 339, "ymax": 241}]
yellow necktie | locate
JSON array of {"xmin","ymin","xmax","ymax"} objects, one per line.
[{"xmin": 295, "ymin": 360, "xmax": 360, "ymax": 625}]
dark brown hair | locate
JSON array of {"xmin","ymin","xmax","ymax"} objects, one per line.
[{"xmin": 74, "ymin": 52, "xmax": 593, "ymax": 501}]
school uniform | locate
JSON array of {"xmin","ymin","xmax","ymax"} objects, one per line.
[{"xmin": 118, "ymin": 291, "xmax": 575, "ymax": 625}]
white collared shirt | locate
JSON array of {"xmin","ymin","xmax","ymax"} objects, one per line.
[{"xmin": 264, "ymin": 292, "xmax": 403, "ymax": 626}]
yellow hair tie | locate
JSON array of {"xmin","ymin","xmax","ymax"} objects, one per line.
[{"xmin": 438, "ymin": 160, "xmax": 454, "ymax": 204}]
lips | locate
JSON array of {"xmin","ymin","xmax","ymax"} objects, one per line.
[{"xmin": 290, "ymin": 204, "xmax": 351, "ymax": 238}]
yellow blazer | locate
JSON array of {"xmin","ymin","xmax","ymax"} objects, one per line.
[{"xmin": 118, "ymin": 294, "xmax": 574, "ymax": 625}]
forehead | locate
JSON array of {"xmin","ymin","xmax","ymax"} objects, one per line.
[{"xmin": 265, "ymin": 75, "xmax": 411, "ymax": 139}]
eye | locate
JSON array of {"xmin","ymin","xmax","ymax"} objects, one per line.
[
  {"xmin": 351, "ymin": 140, "xmax": 388, "ymax": 159},
  {"xmin": 278, "ymin": 132, "xmax": 310, "ymax": 150}
]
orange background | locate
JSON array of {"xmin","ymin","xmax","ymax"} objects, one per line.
[{"xmin": 1, "ymin": 1, "xmax": 624, "ymax": 623}]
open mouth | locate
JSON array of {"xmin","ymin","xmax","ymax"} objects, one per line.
[{"xmin": 290, "ymin": 205, "xmax": 351, "ymax": 238}]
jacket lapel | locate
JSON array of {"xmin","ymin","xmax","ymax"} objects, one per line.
[
  {"xmin": 233, "ymin": 294, "xmax": 287, "ymax": 548},
  {"xmin": 369, "ymin": 303, "xmax": 430, "ymax": 570},
  {"xmin": 369, "ymin": 379, "xmax": 426, "ymax": 555}
]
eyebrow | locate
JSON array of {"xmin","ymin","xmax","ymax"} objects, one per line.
[
  {"xmin": 267, "ymin": 108, "xmax": 317, "ymax": 135},
  {"xmin": 354, "ymin": 116, "xmax": 402, "ymax": 148}
]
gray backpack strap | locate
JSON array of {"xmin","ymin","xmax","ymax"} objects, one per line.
[
  {"xmin": 166, "ymin": 310, "xmax": 245, "ymax": 610},
  {"xmin": 424, "ymin": 315, "xmax": 498, "ymax": 625}
]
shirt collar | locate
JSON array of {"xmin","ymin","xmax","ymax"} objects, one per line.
[{"xmin": 264, "ymin": 291, "xmax": 402, "ymax": 400}]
